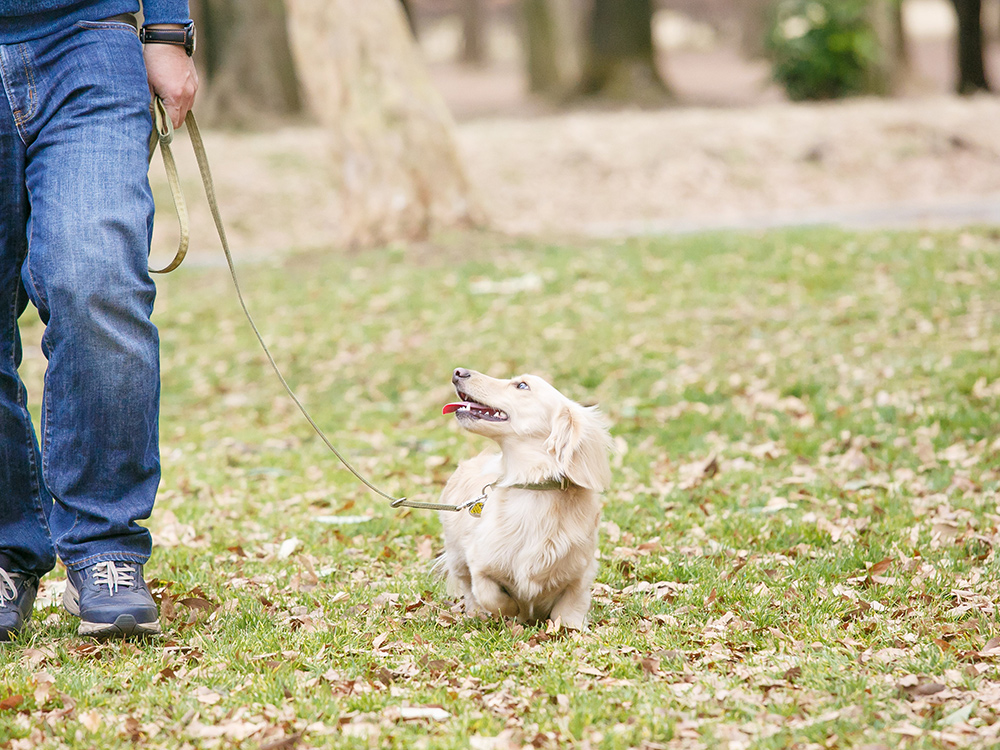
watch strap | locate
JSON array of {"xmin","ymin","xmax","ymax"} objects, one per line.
[{"xmin": 139, "ymin": 21, "xmax": 195, "ymax": 55}]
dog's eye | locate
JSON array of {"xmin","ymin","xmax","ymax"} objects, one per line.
[{"xmin": 516, "ymin": 381, "xmax": 530, "ymax": 390}]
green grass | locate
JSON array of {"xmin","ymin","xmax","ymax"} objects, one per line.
[{"xmin": 3, "ymin": 226, "xmax": 1000, "ymax": 748}]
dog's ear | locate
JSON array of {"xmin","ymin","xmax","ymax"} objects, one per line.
[{"xmin": 545, "ymin": 403, "xmax": 613, "ymax": 491}]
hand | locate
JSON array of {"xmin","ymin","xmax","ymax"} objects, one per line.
[{"xmin": 143, "ymin": 33, "xmax": 199, "ymax": 129}]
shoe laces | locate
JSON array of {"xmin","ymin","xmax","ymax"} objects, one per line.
[
  {"xmin": 91, "ymin": 562, "xmax": 136, "ymax": 596},
  {"xmin": 0, "ymin": 569, "xmax": 17, "ymax": 607}
]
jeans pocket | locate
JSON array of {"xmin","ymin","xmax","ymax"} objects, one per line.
[{"xmin": 75, "ymin": 20, "xmax": 138, "ymax": 33}]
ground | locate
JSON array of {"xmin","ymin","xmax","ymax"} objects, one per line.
[{"xmin": 5, "ymin": 226, "xmax": 1000, "ymax": 750}]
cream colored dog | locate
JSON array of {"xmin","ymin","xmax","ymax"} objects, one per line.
[{"xmin": 437, "ymin": 368, "xmax": 612, "ymax": 630}]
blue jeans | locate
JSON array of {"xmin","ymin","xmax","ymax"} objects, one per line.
[{"xmin": 0, "ymin": 18, "xmax": 159, "ymax": 577}]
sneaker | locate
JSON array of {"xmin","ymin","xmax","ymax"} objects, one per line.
[
  {"xmin": 64, "ymin": 561, "xmax": 161, "ymax": 638},
  {"xmin": 0, "ymin": 569, "xmax": 39, "ymax": 642}
]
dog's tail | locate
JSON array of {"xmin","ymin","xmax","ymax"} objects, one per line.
[{"xmin": 431, "ymin": 551, "xmax": 448, "ymax": 578}]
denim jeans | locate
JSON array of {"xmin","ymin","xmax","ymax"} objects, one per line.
[{"xmin": 0, "ymin": 18, "xmax": 159, "ymax": 576}]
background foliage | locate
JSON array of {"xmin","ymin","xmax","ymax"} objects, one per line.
[{"xmin": 766, "ymin": 0, "xmax": 884, "ymax": 100}]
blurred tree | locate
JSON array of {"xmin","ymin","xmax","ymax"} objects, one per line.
[
  {"xmin": 285, "ymin": 0, "xmax": 483, "ymax": 247},
  {"xmin": 892, "ymin": 0, "xmax": 909, "ymax": 68},
  {"xmin": 739, "ymin": 0, "xmax": 774, "ymax": 57},
  {"xmin": 461, "ymin": 0, "xmax": 488, "ymax": 65},
  {"xmin": 519, "ymin": 0, "xmax": 584, "ymax": 96},
  {"xmin": 578, "ymin": 0, "xmax": 671, "ymax": 103},
  {"xmin": 400, "ymin": 0, "xmax": 418, "ymax": 36},
  {"xmin": 521, "ymin": 0, "xmax": 562, "ymax": 93},
  {"xmin": 190, "ymin": 0, "xmax": 304, "ymax": 126},
  {"xmin": 868, "ymin": 0, "xmax": 908, "ymax": 92},
  {"xmin": 951, "ymin": 0, "xmax": 990, "ymax": 92}
]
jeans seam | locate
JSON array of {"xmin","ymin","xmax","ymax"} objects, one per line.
[
  {"xmin": 0, "ymin": 47, "xmax": 28, "ymax": 145},
  {"xmin": 14, "ymin": 43, "xmax": 36, "ymax": 125},
  {"xmin": 3, "ymin": 143, "xmax": 54, "ymax": 571},
  {"xmin": 10, "ymin": 281, "xmax": 53, "ymax": 556}
]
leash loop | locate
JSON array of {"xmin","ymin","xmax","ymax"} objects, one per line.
[
  {"xmin": 148, "ymin": 97, "xmax": 188, "ymax": 274},
  {"xmin": 147, "ymin": 96, "xmax": 409, "ymax": 508}
]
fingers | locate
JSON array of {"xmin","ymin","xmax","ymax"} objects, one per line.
[
  {"xmin": 144, "ymin": 45, "xmax": 199, "ymax": 128},
  {"xmin": 158, "ymin": 78, "xmax": 197, "ymax": 129},
  {"xmin": 163, "ymin": 94, "xmax": 192, "ymax": 129}
]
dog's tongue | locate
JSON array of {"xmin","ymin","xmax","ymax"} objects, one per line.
[{"xmin": 442, "ymin": 402, "xmax": 470, "ymax": 415}]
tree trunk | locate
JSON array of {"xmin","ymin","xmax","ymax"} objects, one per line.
[
  {"xmin": 461, "ymin": 0, "xmax": 488, "ymax": 66},
  {"xmin": 285, "ymin": 0, "xmax": 483, "ymax": 248},
  {"xmin": 952, "ymin": 0, "xmax": 990, "ymax": 93},
  {"xmin": 519, "ymin": 0, "xmax": 585, "ymax": 98},
  {"xmin": 400, "ymin": 0, "xmax": 418, "ymax": 37},
  {"xmin": 578, "ymin": 0, "xmax": 671, "ymax": 104},
  {"xmin": 738, "ymin": 0, "xmax": 773, "ymax": 58},
  {"xmin": 867, "ymin": 0, "xmax": 907, "ymax": 93},
  {"xmin": 521, "ymin": 0, "xmax": 562, "ymax": 93},
  {"xmin": 894, "ymin": 0, "xmax": 909, "ymax": 67},
  {"xmin": 190, "ymin": 0, "xmax": 304, "ymax": 128}
]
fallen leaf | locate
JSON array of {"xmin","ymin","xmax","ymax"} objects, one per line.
[
  {"xmin": 195, "ymin": 687, "xmax": 223, "ymax": 705},
  {"xmin": 278, "ymin": 537, "xmax": 301, "ymax": 559},
  {"xmin": 639, "ymin": 656, "xmax": 660, "ymax": 676},
  {"xmin": 260, "ymin": 733, "xmax": 304, "ymax": 750},
  {"xmin": 908, "ymin": 682, "xmax": 946, "ymax": 697},
  {"xmin": 79, "ymin": 709, "xmax": 102, "ymax": 732},
  {"xmin": 867, "ymin": 558, "xmax": 893, "ymax": 576},
  {"xmin": 416, "ymin": 537, "xmax": 435, "ymax": 559},
  {"xmin": 398, "ymin": 706, "xmax": 451, "ymax": 722},
  {"xmin": 179, "ymin": 597, "xmax": 217, "ymax": 613},
  {"xmin": 940, "ymin": 702, "xmax": 976, "ymax": 727}
]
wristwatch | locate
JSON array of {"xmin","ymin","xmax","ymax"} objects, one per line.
[{"xmin": 139, "ymin": 20, "xmax": 196, "ymax": 56}]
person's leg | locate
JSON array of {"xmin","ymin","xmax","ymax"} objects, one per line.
[
  {"xmin": 4, "ymin": 19, "xmax": 161, "ymax": 635},
  {"xmin": 0, "ymin": 42, "xmax": 57, "ymax": 640}
]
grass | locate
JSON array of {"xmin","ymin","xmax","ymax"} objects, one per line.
[{"xmin": 2, "ymin": 226, "xmax": 1000, "ymax": 749}]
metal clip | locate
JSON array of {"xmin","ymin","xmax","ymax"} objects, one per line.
[{"xmin": 457, "ymin": 482, "xmax": 493, "ymax": 517}]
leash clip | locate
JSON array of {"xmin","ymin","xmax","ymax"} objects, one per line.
[{"xmin": 457, "ymin": 483, "xmax": 493, "ymax": 517}]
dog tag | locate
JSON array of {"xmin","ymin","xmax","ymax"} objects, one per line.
[{"xmin": 468, "ymin": 500, "xmax": 484, "ymax": 517}]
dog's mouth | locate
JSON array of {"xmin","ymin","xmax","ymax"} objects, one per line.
[{"xmin": 442, "ymin": 390, "xmax": 509, "ymax": 422}]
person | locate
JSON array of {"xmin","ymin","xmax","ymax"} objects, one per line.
[{"xmin": 0, "ymin": 1, "xmax": 198, "ymax": 639}]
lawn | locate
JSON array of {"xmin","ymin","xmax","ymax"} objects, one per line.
[{"xmin": 2, "ymin": 226, "xmax": 1000, "ymax": 749}]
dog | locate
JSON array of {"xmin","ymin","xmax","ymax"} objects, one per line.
[{"xmin": 436, "ymin": 368, "xmax": 613, "ymax": 630}]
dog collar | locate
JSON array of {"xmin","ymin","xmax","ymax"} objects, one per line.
[
  {"xmin": 459, "ymin": 476, "xmax": 576, "ymax": 517},
  {"xmin": 508, "ymin": 476, "xmax": 575, "ymax": 492}
]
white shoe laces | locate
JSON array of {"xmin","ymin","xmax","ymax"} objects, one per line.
[
  {"xmin": 0, "ymin": 569, "xmax": 18, "ymax": 607},
  {"xmin": 91, "ymin": 562, "xmax": 136, "ymax": 596}
]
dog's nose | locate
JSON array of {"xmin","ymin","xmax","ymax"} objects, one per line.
[{"xmin": 453, "ymin": 368, "xmax": 471, "ymax": 384}]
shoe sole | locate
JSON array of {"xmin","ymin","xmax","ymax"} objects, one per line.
[
  {"xmin": 78, "ymin": 614, "xmax": 161, "ymax": 638},
  {"xmin": 63, "ymin": 582, "xmax": 161, "ymax": 638}
]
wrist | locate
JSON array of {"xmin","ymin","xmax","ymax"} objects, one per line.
[{"xmin": 139, "ymin": 20, "xmax": 196, "ymax": 56}]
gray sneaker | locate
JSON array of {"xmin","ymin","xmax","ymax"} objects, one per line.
[
  {"xmin": 64, "ymin": 561, "xmax": 161, "ymax": 638},
  {"xmin": 0, "ymin": 569, "xmax": 39, "ymax": 642}
]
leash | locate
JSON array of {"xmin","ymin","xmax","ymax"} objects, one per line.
[
  {"xmin": 147, "ymin": 97, "xmax": 432, "ymax": 510},
  {"xmin": 146, "ymin": 99, "xmax": 578, "ymax": 516}
]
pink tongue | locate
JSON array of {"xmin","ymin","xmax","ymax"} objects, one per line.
[{"xmin": 442, "ymin": 402, "xmax": 468, "ymax": 415}]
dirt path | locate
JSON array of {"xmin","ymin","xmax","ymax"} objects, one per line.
[
  {"xmin": 149, "ymin": 94, "xmax": 1000, "ymax": 266},
  {"xmin": 454, "ymin": 95, "xmax": 1000, "ymax": 238}
]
